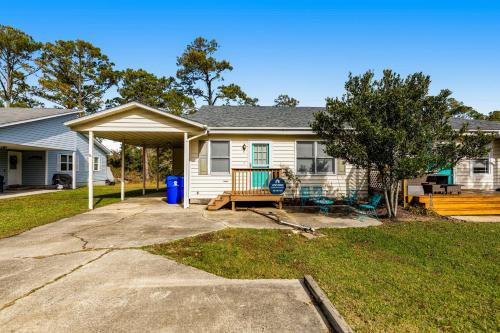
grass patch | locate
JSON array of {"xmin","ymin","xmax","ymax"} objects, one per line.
[
  {"xmin": 146, "ymin": 221, "xmax": 500, "ymax": 332},
  {"xmin": 0, "ymin": 184, "xmax": 163, "ymax": 239}
]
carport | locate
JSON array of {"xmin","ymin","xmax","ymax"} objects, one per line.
[{"xmin": 65, "ymin": 102, "xmax": 207, "ymax": 209}]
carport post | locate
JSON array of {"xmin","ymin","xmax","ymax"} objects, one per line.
[
  {"xmin": 72, "ymin": 151, "xmax": 76, "ymax": 189},
  {"xmin": 142, "ymin": 145, "xmax": 146, "ymax": 196},
  {"xmin": 88, "ymin": 131, "xmax": 94, "ymax": 210},
  {"xmin": 156, "ymin": 147, "xmax": 160, "ymax": 191},
  {"xmin": 183, "ymin": 132, "xmax": 189, "ymax": 209},
  {"xmin": 121, "ymin": 142, "xmax": 125, "ymax": 201}
]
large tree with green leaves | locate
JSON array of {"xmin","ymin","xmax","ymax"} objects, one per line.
[
  {"xmin": 36, "ymin": 40, "xmax": 117, "ymax": 112},
  {"xmin": 312, "ymin": 70, "xmax": 493, "ymax": 218},
  {"xmin": 488, "ymin": 110, "xmax": 500, "ymax": 122},
  {"xmin": 274, "ymin": 94, "xmax": 299, "ymax": 107},
  {"xmin": 0, "ymin": 25, "xmax": 43, "ymax": 107},
  {"xmin": 107, "ymin": 68, "xmax": 194, "ymax": 115},
  {"xmin": 447, "ymin": 98, "xmax": 486, "ymax": 120},
  {"xmin": 176, "ymin": 37, "xmax": 257, "ymax": 106}
]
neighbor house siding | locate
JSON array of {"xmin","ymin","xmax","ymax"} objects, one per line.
[
  {"xmin": 21, "ymin": 150, "xmax": 46, "ymax": 186},
  {"xmin": 0, "ymin": 114, "xmax": 77, "ymax": 150},
  {"xmin": 189, "ymin": 134, "xmax": 368, "ymax": 200},
  {"xmin": 47, "ymin": 134, "xmax": 108, "ymax": 186},
  {"xmin": 454, "ymin": 138, "xmax": 500, "ymax": 190}
]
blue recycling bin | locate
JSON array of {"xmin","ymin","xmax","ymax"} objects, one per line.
[
  {"xmin": 166, "ymin": 176, "xmax": 179, "ymax": 204},
  {"xmin": 177, "ymin": 176, "xmax": 184, "ymax": 203}
]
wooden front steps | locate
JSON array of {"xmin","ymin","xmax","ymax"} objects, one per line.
[
  {"xmin": 415, "ymin": 193, "xmax": 500, "ymax": 216},
  {"xmin": 207, "ymin": 193, "xmax": 231, "ymax": 211},
  {"xmin": 207, "ymin": 191, "xmax": 284, "ymax": 211}
]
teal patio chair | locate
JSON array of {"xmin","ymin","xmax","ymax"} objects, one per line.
[
  {"xmin": 358, "ymin": 193, "xmax": 383, "ymax": 219},
  {"xmin": 300, "ymin": 186, "xmax": 312, "ymax": 208},
  {"xmin": 344, "ymin": 189, "xmax": 359, "ymax": 206}
]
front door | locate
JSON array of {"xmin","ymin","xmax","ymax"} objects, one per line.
[
  {"xmin": 7, "ymin": 151, "xmax": 22, "ymax": 186},
  {"xmin": 251, "ymin": 143, "xmax": 270, "ymax": 189}
]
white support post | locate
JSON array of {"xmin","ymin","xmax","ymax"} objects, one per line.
[
  {"xmin": 88, "ymin": 131, "xmax": 94, "ymax": 210},
  {"xmin": 156, "ymin": 147, "xmax": 160, "ymax": 192},
  {"xmin": 121, "ymin": 142, "xmax": 125, "ymax": 201},
  {"xmin": 72, "ymin": 151, "xmax": 76, "ymax": 189},
  {"xmin": 183, "ymin": 132, "xmax": 189, "ymax": 209},
  {"xmin": 142, "ymin": 145, "xmax": 146, "ymax": 196}
]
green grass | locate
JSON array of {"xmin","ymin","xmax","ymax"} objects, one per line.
[
  {"xmin": 146, "ymin": 221, "xmax": 500, "ymax": 332},
  {"xmin": 0, "ymin": 184, "xmax": 162, "ymax": 239}
]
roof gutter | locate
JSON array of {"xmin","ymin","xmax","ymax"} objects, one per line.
[{"xmin": 188, "ymin": 129, "xmax": 209, "ymax": 141}]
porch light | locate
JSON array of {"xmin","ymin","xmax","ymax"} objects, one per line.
[{"xmin": 242, "ymin": 144, "xmax": 247, "ymax": 151}]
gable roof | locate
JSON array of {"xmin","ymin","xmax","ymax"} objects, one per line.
[
  {"xmin": 0, "ymin": 107, "xmax": 79, "ymax": 128},
  {"xmin": 187, "ymin": 105, "xmax": 500, "ymax": 132},
  {"xmin": 186, "ymin": 105, "xmax": 322, "ymax": 128}
]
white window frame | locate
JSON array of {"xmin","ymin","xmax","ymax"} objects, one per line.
[
  {"xmin": 209, "ymin": 139, "xmax": 231, "ymax": 175},
  {"xmin": 295, "ymin": 140, "xmax": 336, "ymax": 175},
  {"xmin": 93, "ymin": 156, "xmax": 101, "ymax": 172},
  {"xmin": 470, "ymin": 145, "xmax": 492, "ymax": 176},
  {"xmin": 59, "ymin": 154, "xmax": 73, "ymax": 172}
]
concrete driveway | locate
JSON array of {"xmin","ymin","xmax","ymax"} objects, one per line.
[{"xmin": 0, "ymin": 196, "xmax": 334, "ymax": 332}]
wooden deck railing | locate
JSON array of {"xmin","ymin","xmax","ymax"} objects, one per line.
[{"xmin": 231, "ymin": 168, "xmax": 282, "ymax": 195}]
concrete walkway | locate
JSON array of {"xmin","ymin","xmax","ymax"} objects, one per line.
[{"xmin": 0, "ymin": 196, "xmax": 341, "ymax": 332}]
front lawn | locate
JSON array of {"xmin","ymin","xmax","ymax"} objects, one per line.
[
  {"xmin": 0, "ymin": 184, "xmax": 162, "ymax": 239},
  {"xmin": 146, "ymin": 221, "xmax": 500, "ymax": 332}
]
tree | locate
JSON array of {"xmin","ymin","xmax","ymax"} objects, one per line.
[
  {"xmin": 274, "ymin": 94, "xmax": 299, "ymax": 107},
  {"xmin": 36, "ymin": 40, "xmax": 117, "ymax": 112},
  {"xmin": 448, "ymin": 98, "xmax": 486, "ymax": 120},
  {"xmin": 176, "ymin": 37, "xmax": 257, "ymax": 106},
  {"xmin": 488, "ymin": 111, "xmax": 500, "ymax": 122},
  {"xmin": 312, "ymin": 70, "xmax": 492, "ymax": 218},
  {"xmin": 107, "ymin": 68, "xmax": 194, "ymax": 115},
  {"xmin": 0, "ymin": 25, "xmax": 43, "ymax": 107}
]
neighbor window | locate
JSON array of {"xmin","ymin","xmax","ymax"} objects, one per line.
[
  {"xmin": 210, "ymin": 141, "xmax": 230, "ymax": 173},
  {"xmin": 296, "ymin": 141, "xmax": 335, "ymax": 174},
  {"xmin": 198, "ymin": 140, "xmax": 208, "ymax": 175},
  {"xmin": 472, "ymin": 158, "xmax": 489, "ymax": 174},
  {"xmin": 59, "ymin": 154, "xmax": 73, "ymax": 171},
  {"xmin": 93, "ymin": 156, "xmax": 101, "ymax": 172}
]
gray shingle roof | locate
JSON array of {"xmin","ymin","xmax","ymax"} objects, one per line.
[
  {"xmin": 449, "ymin": 117, "xmax": 500, "ymax": 131},
  {"xmin": 187, "ymin": 105, "xmax": 324, "ymax": 128},
  {"xmin": 0, "ymin": 107, "xmax": 77, "ymax": 127},
  {"xmin": 187, "ymin": 105, "xmax": 500, "ymax": 131}
]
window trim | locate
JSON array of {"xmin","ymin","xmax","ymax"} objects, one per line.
[
  {"xmin": 295, "ymin": 140, "xmax": 336, "ymax": 175},
  {"xmin": 470, "ymin": 146, "xmax": 492, "ymax": 176},
  {"xmin": 59, "ymin": 153, "xmax": 73, "ymax": 172},
  {"xmin": 209, "ymin": 139, "xmax": 231, "ymax": 175}
]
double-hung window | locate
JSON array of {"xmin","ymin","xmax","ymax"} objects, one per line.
[
  {"xmin": 59, "ymin": 154, "xmax": 73, "ymax": 171},
  {"xmin": 93, "ymin": 156, "xmax": 101, "ymax": 172},
  {"xmin": 296, "ymin": 141, "xmax": 335, "ymax": 174},
  {"xmin": 472, "ymin": 158, "xmax": 489, "ymax": 174},
  {"xmin": 210, "ymin": 141, "xmax": 230, "ymax": 174}
]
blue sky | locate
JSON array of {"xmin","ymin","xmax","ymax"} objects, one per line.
[{"xmin": 2, "ymin": 0, "xmax": 500, "ymax": 114}]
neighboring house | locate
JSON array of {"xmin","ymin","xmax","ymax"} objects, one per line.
[
  {"xmin": 0, "ymin": 108, "xmax": 110, "ymax": 190},
  {"xmin": 64, "ymin": 102, "xmax": 500, "ymax": 210}
]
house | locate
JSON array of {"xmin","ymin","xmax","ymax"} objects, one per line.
[
  {"xmin": 64, "ymin": 102, "xmax": 500, "ymax": 211},
  {"xmin": 0, "ymin": 108, "xmax": 110, "ymax": 190}
]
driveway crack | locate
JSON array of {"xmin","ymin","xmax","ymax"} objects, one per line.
[{"xmin": 0, "ymin": 250, "xmax": 111, "ymax": 312}]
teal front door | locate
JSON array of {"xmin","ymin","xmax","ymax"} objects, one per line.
[{"xmin": 252, "ymin": 143, "xmax": 270, "ymax": 189}]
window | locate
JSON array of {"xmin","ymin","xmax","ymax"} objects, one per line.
[
  {"xmin": 472, "ymin": 158, "xmax": 489, "ymax": 174},
  {"xmin": 93, "ymin": 156, "xmax": 101, "ymax": 172},
  {"xmin": 59, "ymin": 154, "xmax": 73, "ymax": 171},
  {"xmin": 210, "ymin": 141, "xmax": 230, "ymax": 173},
  {"xmin": 296, "ymin": 141, "xmax": 335, "ymax": 174},
  {"xmin": 198, "ymin": 140, "xmax": 208, "ymax": 175}
]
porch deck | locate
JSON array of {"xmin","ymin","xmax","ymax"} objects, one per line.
[
  {"xmin": 207, "ymin": 168, "xmax": 284, "ymax": 210},
  {"xmin": 414, "ymin": 190, "xmax": 500, "ymax": 216}
]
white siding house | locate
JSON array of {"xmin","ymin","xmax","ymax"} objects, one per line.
[{"xmin": 0, "ymin": 108, "xmax": 110, "ymax": 189}]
